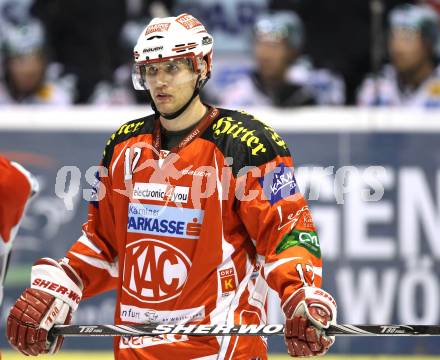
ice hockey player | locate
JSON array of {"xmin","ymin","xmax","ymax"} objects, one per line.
[
  {"xmin": 7, "ymin": 13, "xmax": 337, "ymax": 359},
  {"xmin": 0, "ymin": 155, "xmax": 38, "ymax": 306},
  {"xmin": 358, "ymin": 4, "xmax": 440, "ymax": 107}
]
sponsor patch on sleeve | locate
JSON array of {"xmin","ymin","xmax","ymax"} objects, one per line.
[
  {"xmin": 276, "ymin": 230, "xmax": 321, "ymax": 258},
  {"xmin": 259, "ymin": 163, "xmax": 298, "ymax": 205}
]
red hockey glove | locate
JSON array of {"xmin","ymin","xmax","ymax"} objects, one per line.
[
  {"xmin": 283, "ymin": 287, "xmax": 337, "ymax": 357},
  {"xmin": 7, "ymin": 258, "xmax": 83, "ymax": 356}
]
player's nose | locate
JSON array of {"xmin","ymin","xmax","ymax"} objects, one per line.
[{"xmin": 155, "ymin": 68, "xmax": 172, "ymax": 86}]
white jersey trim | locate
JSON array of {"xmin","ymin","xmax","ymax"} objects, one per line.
[
  {"xmin": 211, "ymin": 154, "xmax": 235, "ymax": 359},
  {"xmin": 314, "ymin": 266, "xmax": 322, "ymax": 277},
  {"xmin": 69, "ymin": 251, "xmax": 118, "ymax": 277},
  {"xmin": 263, "ymin": 257, "xmax": 301, "ymax": 278},
  {"xmin": 77, "ymin": 232, "xmax": 102, "ymax": 254}
]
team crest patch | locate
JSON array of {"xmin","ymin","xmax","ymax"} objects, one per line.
[{"xmin": 122, "ymin": 239, "xmax": 191, "ymax": 303}]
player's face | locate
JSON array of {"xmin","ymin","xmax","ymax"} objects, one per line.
[
  {"xmin": 7, "ymin": 52, "xmax": 45, "ymax": 94},
  {"xmin": 254, "ymin": 39, "xmax": 294, "ymax": 80},
  {"xmin": 389, "ymin": 29, "xmax": 430, "ymax": 73},
  {"xmin": 141, "ymin": 58, "xmax": 198, "ymax": 114}
]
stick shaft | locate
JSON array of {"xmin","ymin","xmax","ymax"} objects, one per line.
[
  {"xmin": 328, "ymin": 324, "xmax": 440, "ymax": 336},
  {"xmin": 50, "ymin": 324, "xmax": 440, "ymax": 337}
]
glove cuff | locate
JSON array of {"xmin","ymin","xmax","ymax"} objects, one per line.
[
  {"xmin": 282, "ymin": 287, "xmax": 337, "ymax": 329},
  {"xmin": 31, "ymin": 258, "xmax": 83, "ymax": 311}
]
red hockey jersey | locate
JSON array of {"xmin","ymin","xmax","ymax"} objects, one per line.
[
  {"xmin": 0, "ymin": 156, "xmax": 34, "ymax": 244},
  {"xmin": 0, "ymin": 155, "xmax": 37, "ymax": 306},
  {"xmin": 66, "ymin": 108, "xmax": 323, "ymax": 359}
]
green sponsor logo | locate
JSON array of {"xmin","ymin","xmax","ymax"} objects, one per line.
[{"xmin": 275, "ymin": 230, "xmax": 321, "ymax": 258}]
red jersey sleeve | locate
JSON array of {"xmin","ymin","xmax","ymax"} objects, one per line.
[{"xmin": 237, "ymin": 124, "xmax": 322, "ymax": 305}]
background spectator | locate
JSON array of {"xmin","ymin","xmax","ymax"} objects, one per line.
[
  {"xmin": 268, "ymin": 0, "xmax": 418, "ymax": 104},
  {"xmin": 1, "ymin": 0, "xmax": 437, "ymax": 107},
  {"xmin": 89, "ymin": 1, "xmax": 173, "ymax": 105},
  {"xmin": 89, "ymin": 0, "xmax": 174, "ymax": 105},
  {"xmin": 216, "ymin": 10, "xmax": 344, "ymax": 108},
  {"xmin": 173, "ymin": 0, "xmax": 266, "ymax": 55},
  {"xmin": 218, "ymin": 11, "xmax": 318, "ymax": 108},
  {"xmin": 357, "ymin": 3, "xmax": 440, "ymax": 107},
  {"xmin": 0, "ymin": 18, "xmax": 74, "ymax": 105},
  {"xmin": 30, "ymin": 0, "xmax": 126, "ymax": 104}
]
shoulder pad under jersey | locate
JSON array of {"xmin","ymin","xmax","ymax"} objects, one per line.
[
  {"xmin": 102, "ymin": 114, "xmax": 155, "ymax": 168},
  {"xmin": 202, "ymin": 108, "xmax": 291, "ymax": 176}
]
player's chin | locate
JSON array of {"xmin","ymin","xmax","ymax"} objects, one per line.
[{"xmin": 155, "ymin": 102, "xmax": 179, "ymax": 115}]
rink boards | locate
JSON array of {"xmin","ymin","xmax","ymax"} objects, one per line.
[{"xmin": 0, "ymin": 107, "xmax": 439, "ymax": 355}]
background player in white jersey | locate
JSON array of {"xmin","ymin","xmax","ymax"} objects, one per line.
[
  {"xmin": 7, "ymin": 13, "xmax": 337, "ymax": 359},
  {"xmin": 357, "ymin": 3, "xmax": 440, "ymax": 107}
]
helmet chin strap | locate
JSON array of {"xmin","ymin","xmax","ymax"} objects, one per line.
[{"xmin": 150, "ymin": 74, "xmax": 206, "ymax": 120}]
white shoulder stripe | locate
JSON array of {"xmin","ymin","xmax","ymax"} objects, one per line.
[
  {"xmin": 314, "ymin": 266, "xmax": 322, "ymax": 277},
  {"xmin": 77, "ymin": 232, "xmax": 102, "ymax": 254},
  {"xmin": 70, "ymin": 251, "xmax": 118, "ymax": 278},
  {"xmin": 112, "ymin": 143, "xmax": 128, "ymax": 176},
  {"xmin": 263, "ymin": 257, "xmax": 301, "ymax": 277}
]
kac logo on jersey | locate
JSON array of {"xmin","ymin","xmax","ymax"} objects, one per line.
[
  {"xmin": 123, "ymin": 239, "xmax": 191, "ymax": 303},
  {"xmin": 133, "ymin": 183, "xmax": 189, "ymax": 204},
  {"xmin": 127, "ymin": 203, "xmax": 203, "ymax": 239},
  {"xmin": 259, "ymin": 163, "xmax": 298, "ymax": 205}
]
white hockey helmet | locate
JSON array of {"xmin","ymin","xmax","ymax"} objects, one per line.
[{"xmin": 132, "ymin": 13, "xmax": 213, "ymax": 91}]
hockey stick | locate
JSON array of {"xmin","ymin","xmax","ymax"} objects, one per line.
[{"xmin": 50, "ymin": 323, "xmax": 440, "ymax": 337}]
